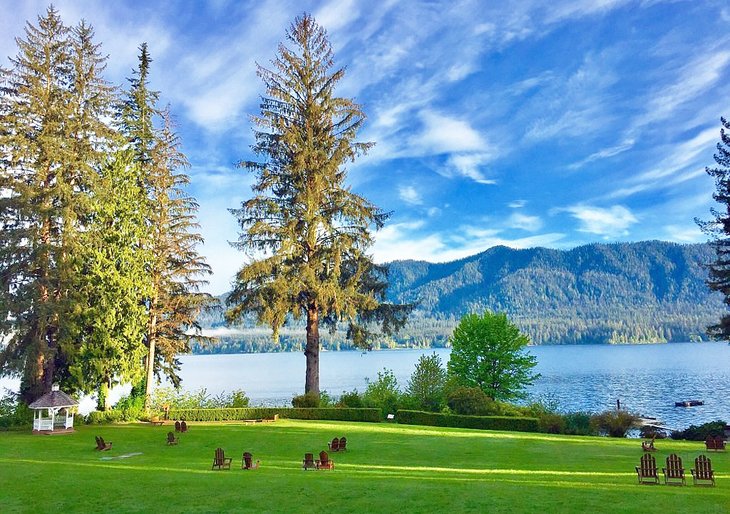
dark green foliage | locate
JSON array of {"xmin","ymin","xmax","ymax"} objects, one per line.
[
  {"xmin": 589, "ymin": 410, "xmax": 640, "ymax": 437},
  {"xmin": 562, "ymin": 412, "xmax": 593, "ymax": 435},
  {"xmin": 395, "ymin": 409, "xmax": 539, "ymax": 432},
  {"xmin": 292, "ymin": 392, "xmax": 320, "ymax": 408},
  {"xmin": 337, "ymin": 390, "xmax": 363, "ymax": 408},
  {"xmin": 670, "ymin": 420, "xmax": 728, "ymax": 440},
  {"xmin": 448, "ymin": 311, "xmax": 539, "ymax": 400},
  {"xmin": 697, "ymin": 117, "xmax": 730, "ymax": 340},
  {"xmin": 0, "ymin": 391, "xmax": 33, "ymax": 429},
  {"xmin": 166, "ymin": 407, "xmax": 381, "ymax": 423},
  {"xmin": 405, "ymin": 353, "xmax": 446, "ymax": 412},
  {"xmin": 446, "ymin": 386, "xmax": 493, "ymax": 415},
  {"xmin": 226, "ymin": 13, "xmax": 409, "ymax": 394},
  {"xmin": 363, "ymin": 368, "xmax": 402, "ymax": 416}
]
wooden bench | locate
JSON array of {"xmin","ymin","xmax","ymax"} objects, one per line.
[
  {"xmin": 691, "ymin": 455, "xmax": 715, "ymax": 486},
  {"xmin": 635, "ymin": 453, "xmax": 659, "ymax": 484},
  {"xmin": 661, "ymin": 454, "xmax": 685, "ymax": 485}
]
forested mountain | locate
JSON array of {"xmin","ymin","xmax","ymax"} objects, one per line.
[{"xmin": 194, "ymin": 241, "xmax": 726, "ymax": 353}]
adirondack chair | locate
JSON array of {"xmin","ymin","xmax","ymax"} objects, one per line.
[
  {"xmin": 714, "ymin": 435, "xmax": 726, "ymax": 450},
  {"xmin": 95, "ymin": 436, "xmax": 112, "ymax": 451},
  {"xmin": 635, "ymin": 453, "xmax": 659, "ymax": 484},
  {"xmin": 242, "ymin": 452, "xmax": 260, "ymax": 470},
  {"xmin": 641, "ymin": 435, "xmax": 656, "ymax": 452},
  {"xmin": 303, "ymin": 453, "xmax": 316, "ymax": 470},
  {"xmin": 316, "ymin": 450, "xmax": 334, "ymax": 470},
  {"xmin": 661, "ymin": 454, "xmax": 685, "ymax": 485},
  {"xmin": 212, "ymin": 448, "xmax": 232, "ymax": 470},
  {"xmin": 166, "ymin": 431, "xmax": 179, "ymax": 445},
  {"xmin": 175, "ymin": 420, "xmax": 181, "ymax": 432},
  {"xmin": 180, "ymin": 420, "xmax": 188, "ymax": 433},
  {"xmin": 339, "ymin": 437, "xmax": 347, "ymax": 451},
  {"xmin": 691, "ymin": 455, "xmax": 715, "ymax": 486},
  {"xmin": 328, "ymin": 437, "xmax": 340, "ymax": 452}
]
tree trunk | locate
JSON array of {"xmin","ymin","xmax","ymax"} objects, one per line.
[
  {"xmin": 144, "ymin": 312, "xmax": 158, "ymax": 411},
  {"xmin": 304, "ymin": 302, "xmax": 320, "ymax": 395}
]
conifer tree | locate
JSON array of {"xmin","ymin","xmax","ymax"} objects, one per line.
[
  {"xmin": 227, "ymin": 14, "xmax": 409, "ymax": 395},
  {"xmin": 119, "ymin": 47, "xmax": 213, "ymax": 408},
  {"xmin": 697, "ymin": 116, "xmax": 730, "ymax": 339},
  {"xmin": 0, "ymin": 8, "xmax": 115, "ymax": 402}
]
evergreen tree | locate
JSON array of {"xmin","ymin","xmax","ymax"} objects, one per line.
[
  {"xmin": 227, "ymin": 14, "xmax": 408, "ymax": 395},
  {"xmin": 0, "ymin": 8, "xmax": 114, "ymax": 402},
  {"xmin": 697, "ymin": 116, "xmax": 730, "ymax": 339},
  {"xmin": 118, "ymin": 47, "xmax": 213, "ymax": 407}
]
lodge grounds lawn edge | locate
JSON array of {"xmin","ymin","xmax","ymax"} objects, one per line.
[{"xmin": 0, "ymin": 420, "xmax": 727, "ymax": 513}]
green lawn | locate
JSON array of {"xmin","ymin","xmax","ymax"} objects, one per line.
[{"xmin": 0, "ymin": 420, "xmax": 727, "ymax": 513}]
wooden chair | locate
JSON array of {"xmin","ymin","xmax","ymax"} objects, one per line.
[
  {"xmin": 175, "ymin": 420, "xmax": 181, "ymax": 432},
  {"xmin": 339, "ymin": 437, "xmax": 347, "ymax": 451},
  {"xmin": 242, "ymin": 451, "xmax": 260, "ymax": 470},
  {"xmin": 641, "ymin": 435, "xmax": 656, "ymax": 452},
  {"xmin": 212, "ymin": 448, "xmax": 232, "ymax": 470},
  {"xmin": 328, "ymin": 437, "xmax": 340, "ymax": 452},
  {"xmin": 303, "ymin": 453, "xmax": 316, "ymax": 470},
  {"xmin": 166, "ymin": 431, "xmax": 179, "ymax": 445},
  {"xmin": 316, "ymin": 450, "xmax": 334, "ymax": 470},
  {"xmin": 95, "ymin": 436, "xmax": 112, "ymax": 451},
  {"xmin": 691, "ymin": 455, "xmax": 715, "ymax": 486},
  {"xmin": 180, "ymin": 420, "xmax": 188, "ymax": 433},
  {"xmin": 635, "ymin": 453, "xmax": 659, "ymax": 484},
  {"xmin": 661, "ymin": 454, "xmax": 685, "ymax": 485}
]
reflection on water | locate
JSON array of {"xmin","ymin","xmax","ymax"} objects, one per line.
[{"xmin": 1, "ymin": 342, "xmax": 728, "ymax": 430}]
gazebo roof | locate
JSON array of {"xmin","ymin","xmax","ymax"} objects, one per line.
[{"xmin": 29, "ymin": 388, "xmax": 78, "ymax": 409}]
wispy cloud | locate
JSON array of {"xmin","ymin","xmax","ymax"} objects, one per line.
[
  {"xmin": 506, "ymin": 212, "xmax": 543, "ymax": 232},
  {"xmin": 561, "ymin": 204, "xmax": 638, "ymax": 237},
  {"xmin": 398, "ymin": 185, "xmax": 423, "ymax": 205},
  {"xmin": 569, "ymin": 138, "xmax": 635, "ymax": 169}
]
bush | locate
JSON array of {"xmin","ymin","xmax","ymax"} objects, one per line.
[
  {"xmin": 337, "ymin": 390, "xmax": 363, "ymax": 408},
  {"xmin": 396, "ymin": 409, "xmax": 539, "ymax": 432},
  {"xmin": 0, "ymin": 391, "xmax": 32, "ymax": 429},
  {"xmin": 446, "ymin": 386, "xmax": 492, "ymax": 415},
  {"xmin": 671, "ymin": 420, "xmax": 728, "ymax": 441},
  {"xmin": 292, "ymin": 392, "xmax": 320, "ymax": 408},
  {"xmin": 149, "ymin": 387, "xmax": 250, "ymax": 410},
  {"xmin": 590, "ymin": 410, "xmax": 640, "ymax": 437},
  {"xmin": 167, "ymin": 407, "xmax": 381, "ymax": 423},
  {"xmin": 405, "ymin": 353, "xmax": 446, "ymax": 412},
  {"xmin": 537, "ymin": 412, "xmax": 566, "ymax": 434},
  {"xmin": 363, "ymin": 368, "xmax": 402, "ymax": 417},
  {"xmin": 563, "ymin": 412, "xmax": 593, "ymax": 435}
]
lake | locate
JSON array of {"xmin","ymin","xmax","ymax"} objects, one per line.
[{"xmin": 2, "ymin": 342, "xmax": 728, "ymax": 430}]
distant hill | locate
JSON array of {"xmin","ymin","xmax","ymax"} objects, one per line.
[{"xmin": 194, "ymin": 241, "xmax": 726, "ymax": 353}]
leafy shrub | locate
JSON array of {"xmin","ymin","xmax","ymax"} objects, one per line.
[
  {"xmin": 0, "ymin": 391, "xmax": 32, "ymax": 429},
  {"xmin": 149, "ymin": 387, "xmax": 250, "ymax": 410},
  {"xmin": 446, "ymin": 386, "xmax": 492, "ymax": 415},
  {"xmin": 405, "ymin": 353, "xmax": 446, "ymax": 412},
  {"xmin": 167, "ymin": 407, "xmax": 381, "ymax": 423},
  {"xmin": 537, "ymin": 412, "xmax": 566, "ymax": 434},
  {"xmin": 292, "ymin": 392, "xmax": 321, "ymax": 408},
  {"xmin": 396, "ymin": 409, "xmax": 539, "ymax": 432},
  {"xmin": 337, "ymin": 390, "xmax": 363, "ymax": 408},
  {"xmin": 363, "ymin": 368, "xmax": 402, "ymax": 416},
  {"xmin": 563, "ymin": 412, "xmax": 593, "ymax": 435},
  {"xmin": 590, "ymin": 410, "xmax": 640, "ymax": 437},
  {"xmin": 670, "ymin": 420, "xmax": 728, "ymax": 441}
]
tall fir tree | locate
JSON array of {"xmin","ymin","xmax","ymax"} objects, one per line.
[
  {"xmin": 119, "ymin": 46, "xmax": 213, "ymax": 408},
  {"xmin": 0, "ymin": 8, "xmax": 115, "ymax": 402},
  {"xmin": 697, "ymin": 116, "xmax": 730, "ymax": 339},
  {"xmin": 227, "ymin": 14, "xmax": 409, "ymax": 395}
]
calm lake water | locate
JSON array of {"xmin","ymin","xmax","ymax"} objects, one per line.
[{"xmin": 2, "ymin": 342, "xmax": 728, "ymax": 430}]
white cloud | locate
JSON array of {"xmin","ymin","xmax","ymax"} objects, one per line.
[
  {"xmin": 413, "ymin": 110, "xmax": 488, "ymax": 154},
  {"xmin": 443, "ymin": 154, "xmax": 497, "ymax": 184},
  {"xmin": 507, "ymin": 213, "xmax": 543, "ymax": 232},
  {"xmin": 314, "ymin": 0, "xmax": 360, "ymax": 32},
  {"xmin": 508, "ymin": 200, "xmax": 527, "ymax": 208},
  {"xmin": 563, "ymin": 204, "xmax": 638, "ymax": 237},
  {"xmin": 398, "ymin": 185, "xmax": 423, "ymax": 205},
  {"xmin": 664, "ymin": 225, "xmax": 705, "ymax": 244},
  {"xmin": 569, "ymin": 138, "xmax": 635, "ymax": 169}
]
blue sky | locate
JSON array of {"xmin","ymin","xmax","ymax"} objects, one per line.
[{"xmin": 2, "ymin": 0, "xmax": 729, "ymax": 294}]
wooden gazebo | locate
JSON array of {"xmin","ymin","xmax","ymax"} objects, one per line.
[{"xmin": 28, "ymin": 384, "xmax": 78, "ymax": 434}]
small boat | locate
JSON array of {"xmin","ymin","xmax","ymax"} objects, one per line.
[{"xmin": 674, "ymin": 400, "xmax": 703, "ymax": 407}]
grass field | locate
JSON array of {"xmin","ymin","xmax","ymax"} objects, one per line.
[{"xmin": 0, "ymin": 420, "xmax": 727, "ymax": 513}]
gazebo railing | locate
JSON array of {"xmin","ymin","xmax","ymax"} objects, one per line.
[{"xmin": 33, "ymin": 418, "xmax": 54, "ymax": 431}]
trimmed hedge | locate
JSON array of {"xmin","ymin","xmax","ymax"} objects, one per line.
[
  {"xmin": 167, "ymin": 407, "xmax": 381, "ymax": 423},
  {"xmin": 396, "ymin": 409, "xmax": 539, "ymax": 432}
]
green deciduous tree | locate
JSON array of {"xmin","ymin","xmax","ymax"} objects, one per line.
[
  {"xmin": 447, "ymin": 311, "xmax": 539, "ymax": 401},
  {"xmin": 227, "ymin": 14, "xmax": 408, "ymax": 395},
  {"xmin": 406, "ymin": 353, "xmax": 446, "ymax": 412},
  {"xmin": 697, "ymin": 116, "xmax": 730, "ymax": 340}
]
